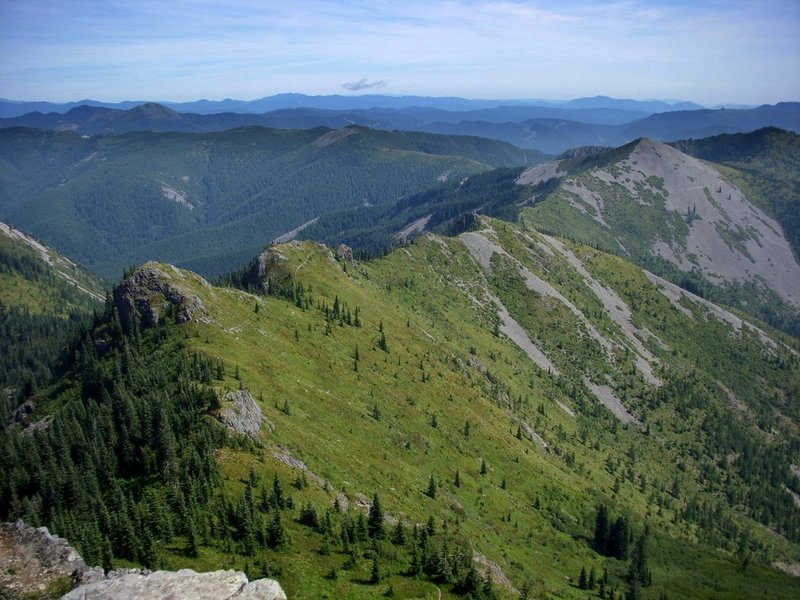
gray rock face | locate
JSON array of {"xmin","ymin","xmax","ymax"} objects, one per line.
[
  {"xmin": 237, "ymin": 577, "xmax": 288, "ymax": 599},
  {"xmin": 114, "ymin": 262, "xmax": 210, "ymax": 330},
  {"xmin": 335, "ymin": 243, "xmax": 354, "ymax": 263},
  {"xmin": 218, "ymin": 390, "xmax": 268, "ymax": 440},
  {"xmin": 60, "ymin": 569, "xmax": 287, "ymax": 600},
  {"xmin": 251, "ymin": 247, "xmax": 294, "ymax": 295},
  {"xmin": 0, "ymin": 520, "xmax": 102, "ymax": 598},
  {"xmin": 0, "ymin": 521, "xmax": 287, "ymax": 600}
]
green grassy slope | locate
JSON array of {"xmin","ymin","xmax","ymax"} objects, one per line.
[
  {"xmin": 4, "ymin": 217, "xmax": 799, "ymax": 599},
  {"xmin": 0, "ymin": 221, "xmax": 104, "ymax": 417},
  {"xmin": 0, "ymin": 125, "xmax": 539, "ymax": 280}
]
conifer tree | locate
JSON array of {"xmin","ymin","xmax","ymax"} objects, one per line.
[
  {"xmin": 370, "ymin": 553, "xmax": 381, "ymax": 584},
  {"xmin": 628, "ymin": 532, "xmax": 651, "ymax": 587},
  {"xmin": 392, "ymin": 520, "xmax": 406, "ymax": 546},
  {"xmin": 271, "ymin": 474, "xmax": 285, "ymax": 509},
  {"xmin": 426, "ymin": 475, "xmax": 437, "ymax": 499},
  {"xmin": 426, "ymin": 515, "xmax": 436, "ymax": 537},
  {"xmin": 378, "ymin": 330, "xmax": 389, "ymax": 352},
  {"xmin": 186, "ymin": 519, "xmax": 200, "ymax": 558},
  {"xmin": 608, "ymin": 515, "xmax": 630, "ymax": 560},
  {"xmin": 409, "ymin": 543, "xmax": 421, "ymax": 576},
  {"xmin": 595, "ymin": 503, "xmax": 610, "ymax": 554},
  {"xmin": 266, "ymin": 509, "xmax": 286, "ymax": 549},
  {"xmin": 368, "ymin": 493, "xmax": 385, "ymax": 539}
]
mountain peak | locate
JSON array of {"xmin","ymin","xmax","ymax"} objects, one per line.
[
  {"xmin": 131, "ymin": 102, "xmax": 179, "ymax": 118},
  {"xmin": 527, "ymin": 134, "xmax": 800, "ymax": 312}
]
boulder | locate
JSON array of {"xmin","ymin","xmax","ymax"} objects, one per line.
[{"xmin": 218, "ymin": 390, "xmax": 269, "ymax": 440}]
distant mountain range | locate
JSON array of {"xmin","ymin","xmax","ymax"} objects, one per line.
[
  {"xmin": 0, "ymin": 93, "xmax": 707, "ymax": 118},
  {"xmin": 2, "ymin": 101, "xmax": 796, "ymax": 154}
]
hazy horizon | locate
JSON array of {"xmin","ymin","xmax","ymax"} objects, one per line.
[
  {"xmin": 0, "ymin": 91, "xmax": 779, "ymax": 109},
  {"xmin": 1, "ymin": 1, "xmax": 799, "ymax": 106}
]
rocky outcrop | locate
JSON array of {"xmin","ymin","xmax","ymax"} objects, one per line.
[
  {"xmin": 0, "ymin": 520, "xmax": 286, "ymax": 600},
  {"xmin": 0, "ymin": 520, "xmax": 102, "ymax": 598},
  {"xmin": 218, "ymin": 390, "xmax": 269, "ymax": 441},
  {"xmin": 114, "ymin": 262, "xmax": 210, "ymax": 329},
  {"xmin": 60, "ymin": 569, "xmax": 287, "ymax": 600},
  {"xmin": 335, "ymin": 243, "xmax": 354, "ymax": 263},
  {"xmin": 473, "ymin": 552, "xmax": 518, "ymax": 594},
  {"xmin": 9, "ymin": 399, "xmax": 36, "ymax": 424}
]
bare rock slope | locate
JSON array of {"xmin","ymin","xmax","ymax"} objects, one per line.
[{"xmin": 523, "ymin": 138, "xmax": 800, "ymax": 307}]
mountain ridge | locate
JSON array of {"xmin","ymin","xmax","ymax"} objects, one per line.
[
  {"xmin": 3, "ymin": 219, "xmax": 799, "ymax": 598},
  {"xmin": 2, "ymin": 101, "xmax": 796, "ymax": 154},
  {"xmin": 521, "ymin": 135, "xmax": 800, "ymax": 334},
  {"xmin": 0, "ymin": 93, "xmax": 707, "ymax": 118}
]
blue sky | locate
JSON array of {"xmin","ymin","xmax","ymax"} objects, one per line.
[{"xmin": 1, "ymin": 0, "xmax": 798, "ymax": 105}]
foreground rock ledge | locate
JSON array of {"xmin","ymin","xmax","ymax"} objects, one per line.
[
  {"xmin": 60, "ymin": 568, "xmax": 287, "ymax": 600},
  {"xmin": 0, "ymin": 520, "xmax": 286, "ymax": 600}
]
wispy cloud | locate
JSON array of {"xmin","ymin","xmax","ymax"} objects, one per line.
[
  {"xmin": 0, "ymin": 1, "xmax": 797, "ymax": 104},
  {"xmin": 343, "ymin": 79, "xmax": 387, "ymax": 92}
]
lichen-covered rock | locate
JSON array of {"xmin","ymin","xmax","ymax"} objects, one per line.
[
  {"xmin": 114, "ymin": 262, "xmax": 211, "ymax": 330},
  {"xmin": 218, "ymin": 390, "xmax": 269, "ymax": 440},
  {"xmin": 0, "ymin": 520, "xmax": 101, "ymax": 599},
  {"xmin": 60, "ymin": 569, "xmax": 287, "ymax": 600}
]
